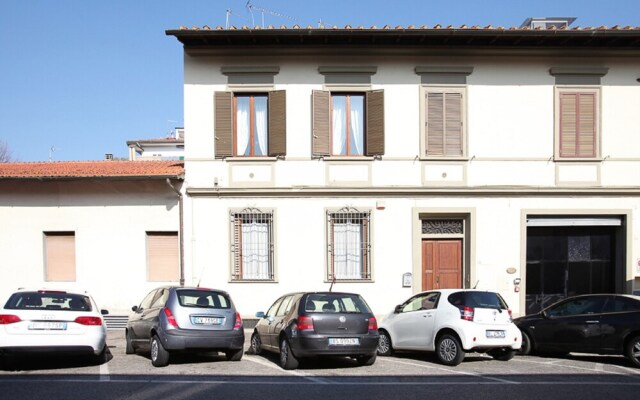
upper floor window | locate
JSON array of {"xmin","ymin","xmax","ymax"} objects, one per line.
[
  {"xmin": 312, "ymin": 90, "xmax": 384, "ymax": 158},
  {"xmin": 327, "ymin": 207, "xmax": 371, "ymax": 281},
  {"xmin": 556, "ymin": 89, "xmax": 599, "ymax": 159},
  {"xmin": 230, "ymin": 208, "xmax": 274, "ymax": 281},
  {"xmin": 214, "ymin": 91, "xmax": 286, "ymax": 158},
  {"xmin": 423, "ymin": 88, "xmax": 465, "ymax": 157}
]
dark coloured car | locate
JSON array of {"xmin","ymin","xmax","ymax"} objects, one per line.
[
  {"xmin": 514, "ymin": 294, "xmax": 640, "ymax": 367},
  {"xmin": 125, "ymin": 286, "xmax": 244, "ymax": 367},
  {"xmin": 247, "ymin": 292, "xmax": 379, "ymax": 370}
]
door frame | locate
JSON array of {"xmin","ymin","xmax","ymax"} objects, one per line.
[{"xmin": 412, "ymin": 209, "xmax": 474, "ymax": 293}]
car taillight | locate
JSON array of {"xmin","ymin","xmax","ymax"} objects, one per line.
[
  {"xmin": 508, "ymin": 309, "xmax": 512, "ymax": 321},
  {"xmin": 0, "ymin": 314, "xmax": 21, "ymax": 324},
  {"xmin": 233, "ymin": 312, "xmax": 242, "ymax": 330},
  {"xmin": 460, "ymin": 306, "xmax": 474, "ymax": 321},
  {"xmin": 74, "ymin": 316, "xmax": 103, "ymax": 326},
  {"xmin": 163, "ymin": 307, "xmax": 179, "ymax": 328},
  {"xmin": 368, "ymin": 317, "xmax": 378, "ymax": 331},
  {"xmin": 297, "ymin": 315, "xmax": 314, "ymax": 331}
]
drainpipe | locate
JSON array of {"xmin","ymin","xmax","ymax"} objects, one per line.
[{"xmin": 166, "ymin": 178, "xmax": 185, "ymax": 286}]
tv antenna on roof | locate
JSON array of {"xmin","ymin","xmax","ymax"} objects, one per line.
[{"xmin": 245, "ymin": 0, "xmax": 297, "ymax": 28}]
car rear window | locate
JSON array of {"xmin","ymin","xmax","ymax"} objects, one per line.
[
  {"xmin": 177, "ymin": 289, "xmax": 231, "ymax": 309},
  {"xmin": 4, "ymin": 291, "xmax": 92, "ymax": 311},
  {"xmin": 303, "ymin": 293, "xmax": 371, "ymax": 314},
  {"xmin": 448, "ymin": 291, "xmax": 508, "ymax": 310}
]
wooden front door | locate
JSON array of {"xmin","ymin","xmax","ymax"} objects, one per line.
[{"xmin": 422, "ymin": 239, "xmax": 462, "ymax": 291}]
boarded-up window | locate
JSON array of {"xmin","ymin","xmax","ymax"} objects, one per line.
[
  {"xmin": 312, "ymin": 90, "xmax": 384, "ymax": 157},
  {"xmin": 147, "ymin": 232, "xmax": 179, "ymax": 282},
  {"xmin": 559, "ymin": 91, "xmax": 597, "ymax": 158},
  {"xmin": 214, "ymin": 91, "xmax": 286, "ymax": 158},
  {"xmin": 45, "ymin": 232, "xmax": 76, "ymax": 281},
  {"xmin": 425, "ymin": 90, "xmax": 464, "ymax": 157}
]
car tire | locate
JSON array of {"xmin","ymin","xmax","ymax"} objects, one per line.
[
  {"xmin": 356, "ymin": 353, "xmax": 377, "ymax": 366},
  {"xmin": 518, "ymin": 331, "xmax": 532, "ymax": 356},
  {"xmin": 125, "ymin": 330, "xmax": 135, "ymax": 355},
  {"xmin": 625, "ymin": 335, "xmax": 640, "ymax": 368},
  {"xmin": 489, "ymin": 348, "xmax": 515, "ymax": 361},
  {"xmin": 377, "ymin": 330, "xmax": 394, "ymax": 356},
  {"xmin": 247, "ymin": 331, "xmax": 262, "ymax": 355},
  {"xmin": 150, "ymin": 335, "xmax": 170, "ymax": 367},
  {"xmin": 279, "ymin": 338, "xmax": 299, "ymax": 370},
  {"xmin": 226, "ymin": 348, "xmax": 243, "ymax": 361},
  {"xmin": 436, "ymin": 334, "xmax": 465, "ymax": 366}
]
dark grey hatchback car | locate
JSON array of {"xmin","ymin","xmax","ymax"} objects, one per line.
[
  {"xmin": 126, "ymin": 286, "xmax": 244, "ymax": 367},
  {"xmin": 247, "ymin": 292, "xmax": 379, "ymax": 370}
]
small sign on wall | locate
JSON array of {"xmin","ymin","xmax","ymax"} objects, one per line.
[{"xmin": 402, "ymin": 272, "xmax": 412, "ymax": 288}]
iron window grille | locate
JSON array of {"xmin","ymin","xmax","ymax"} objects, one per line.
[
  {"xmin": 230, "ymin": 208, "xmax": 274, "ymax": 281},
  {"xmin": 327, "ymin": 207, "xmax": 371, "ymax": 281}
]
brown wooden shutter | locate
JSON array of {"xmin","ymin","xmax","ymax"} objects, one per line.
[
  {"xmin": 45, "ymin": 233, "xmax": 76, "ymax": 281},
  {"xmin": 214, "ymin": 91, "xmax": 233, "ymax": 158},
  {"xmin": 365, "ymin": 89, "xmax": 385, "ymax": 156},
  {"xmin": 268, "ymin": 90, "xmax": 286, "ymax": 156},
  {"xmin": 426, "ymin": 92, "xmax": 463, "ymax": 157},
  {"xmin": 559, "ymin": 92, "xmax": 596, "ymax": 158},
  {"xmin": 312, "ymin": 90, "xmax": 331, "ymax": 157},
  {"xmin": 147, "ymin": 233, "xmax": 179, "ymax": 282}
]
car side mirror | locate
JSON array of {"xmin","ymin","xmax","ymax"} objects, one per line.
[
  {"xmin": 255, "ymin": 311, "xmax": 265, "ymax": 318},
  {"xmin": 394, "ymin": 305, "xmax": 403, "ymax": 314},
  {"xmin": 101, "ymin": 309, "xmax": 109, "ymax": 315},
  {"xmin": 131, "ymin": 305, "xmax": 139, "ymax": 312},
  {"xmin": 541, "ymin": 310, "xmax": 549, "ymax": 319}
]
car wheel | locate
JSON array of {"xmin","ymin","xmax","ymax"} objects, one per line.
[
  {"xmin": 150, "ymin": 335, "xmax": 170, "ymax": 367},
  {"xmin": 226, "ymin": 348, "xmax": 243, "ymax": 361},
  {"xmin": 356, "ymin": 353, "xmax": 377, "ymax": 366},
  {"xmin": 489, "ymin": 348, "xmax": 515, "ymax": 361},
  {"xmin": 518, "ymin": 331, "xmax": 532, "ymax": 356},
  {"xmin": 279, "ymin": 338, "xmax": 299, "ymax": 370},
  {"xmin": 377, "ymin": 330, "xmax": 394, "ymax": 356},
  {"xmin": 625, "ymin": 335, "xmax": 640, "ymax": 368},
  {"xmin": 247, "ymin": 331, "xmax": 262, "ymax": 355},
  {"xmin": 125, "ymin": 330, "xmax": 135, "ymax": 355},
  {"xmin": 436, "ymin": 334, "xmax": 465, "ymax": 366}
]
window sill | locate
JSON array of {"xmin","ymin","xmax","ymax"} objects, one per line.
[
  {"xmin": 320, "ymin": 156, "xmax": 375, "ymax": 162},
  {"xmin": 324, "ymin": 279, "xmax": 373, "ymax": 283},
  {"xmin": 554, "ymin": 157, "xmax": 602, "ymax": 162},
  {"xmin": 229, "ymin": 279, "xmax": 278, "ymax": 283},
  {"xmin": 225, "ymin": 157, "xmax": 279, "ymax": 162},
  {"xmin": 420, "ymin": 156, "xmax": 469, "ymax": 161}
]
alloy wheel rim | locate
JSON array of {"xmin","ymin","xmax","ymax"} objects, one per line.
[
  {"xmin": 378, "ymin": 334, "xmax": 390, "ymax": 353},
  {"xmin": 633, "ymin": 341, "xmax": 640, "ymax": 360},
  {"xmin": 151, "ymin": 340, "xmax": 158, "ymax": 361},
  {"xmin": 251, "ymin": 335, "xmax": 259, "ymax": 352},
  {"xmin": 280, "ymin": 342, "xmax": 288, "ymax": 365},
  {"xmin": 440, "ymin": 338, "xmax": 457, "ymax": 361}
]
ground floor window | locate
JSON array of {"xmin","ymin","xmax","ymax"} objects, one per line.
[
  {"xmin": 230, "ymin": 208, "xmax": 274, "ymax": 281},
  {"xmin": 44, "ymin": 232, "xmax": 76, "ymax": 282},
  {"xmin": 327, "ymin": 207, "xmax": 371, "ymax": 281},
  {"xmin": 146, "ymin": 232, "xmax": 179, "ymax": 282}
]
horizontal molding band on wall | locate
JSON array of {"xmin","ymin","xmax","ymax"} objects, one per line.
[{"xmin": 187, "ymin": 186, "xmax": 640, "ymax": 198}]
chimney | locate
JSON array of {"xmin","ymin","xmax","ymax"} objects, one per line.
[
  {"xmin": 105, "ymin": 153, "xmax": 113, "ymax": 161},
  {"xmin": 520, "ymin": 17, "xmax": 576, "ymax": 29}
]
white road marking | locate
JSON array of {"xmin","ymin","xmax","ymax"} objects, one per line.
[
  {"xmin": 514, "ymin": 358, "xmax": 640, "ymax": 378},
  {"xmin": 378, "ymin": 357, "xmax": 519, "ymax": 384},
  {"xmin": 243, "ymin": 355, "xmax": 332, "ymax": 384},
  {"xmin": 99, "ymin": 361, "xmax": 110, "ymax": 382}
]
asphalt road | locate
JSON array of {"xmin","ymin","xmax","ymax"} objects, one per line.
[{"xmin": 1, "ymin": 330, "xmax": 640, "ymax": 400}]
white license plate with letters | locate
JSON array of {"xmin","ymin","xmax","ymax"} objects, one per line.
[
  {"xmin": 28, "ymin": 321, "xmax": 67, "ymax": 330},
  {"xmin": 192, "ymin": 316, "xmax": 223, "ymax": 325},
  {"xmin": 328, "ymin": 338, "xmax": 359, "ymax": 346},
  {"xmin": 486, "ymin": 330, "xmax": 506, "ymax": 338}
]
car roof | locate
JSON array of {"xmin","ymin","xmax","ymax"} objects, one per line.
[
  {"xmin": 418, "ymin": 289, "xmax": 500, "ymax": 296},
  {"xmin": 12, "ymin": 288, "xmax": 93, "ymax": 296}
]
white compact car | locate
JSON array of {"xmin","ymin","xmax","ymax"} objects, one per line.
[
  {"xmin": 0, "ymin": 289, "xmax": 108, "ymax": 364},
  {"xmin": 377, "ymin": 289, "xmax": 521, "ymax": 366}
]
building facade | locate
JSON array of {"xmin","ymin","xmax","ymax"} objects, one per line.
[{"xmin": 166, "ymin": 25, "xmax": 640, "ymax": 318}]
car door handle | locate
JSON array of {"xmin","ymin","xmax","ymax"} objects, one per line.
[
  {"xmin": 586, "ymin": 320, "xmax": 599, "ymax": 324},
  {"xmin": 423, "ymin": 314, "xmax": 432, "ymax": 318}
]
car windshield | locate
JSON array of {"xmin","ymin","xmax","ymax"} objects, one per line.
[
  {"xmin": 3, "ymin": 291, "xmax": 92, "ymax": 311},
  {"xmin": 177, "ymin": 289, "xmax": 231, "ymax": 309},
  {"xmin": 303, "ymin": 293, "xmax": 371, "ymax": 313},
  {"xmin": 448, "ymin": 291, "xmax": 508, "ymax": 310}
]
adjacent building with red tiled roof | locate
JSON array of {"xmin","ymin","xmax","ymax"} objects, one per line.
[{"xmin": 0, "ymin": 160, "xmax": 184, "ymax": 180}]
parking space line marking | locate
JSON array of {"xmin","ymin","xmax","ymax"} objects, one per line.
[
  {"xmin": 243, "ymin": 355, "xmax": 331, "ymax": 384},
  {"xmin": 513, "ymin": 358, "xmax": 640, "ymax": 378},
  {"xmin": 378, "ymin": 357, "xmax": 519, "ymax": 384},
  {"xmin": 99, "ymin": 362, "xmax": 110, "ymax": 382}
]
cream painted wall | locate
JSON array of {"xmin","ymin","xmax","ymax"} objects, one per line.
[{"xmin": 0, "ymin": 181, "xmax": 181, "ymax": 314}]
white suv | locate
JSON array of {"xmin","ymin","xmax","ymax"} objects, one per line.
[{"xmin": 377, "ymin": 289, "xmax": 521, "ymax": 366}]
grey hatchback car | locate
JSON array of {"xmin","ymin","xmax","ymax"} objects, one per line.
[{"xmin": 125, "ymin": 286, "xmax": 244, "ymax": 367}]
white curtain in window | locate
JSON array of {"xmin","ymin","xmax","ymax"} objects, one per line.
[
  {"xmin": 332, "ymin": 96, "xmax": 346, "ymax": 155},
  {"xmin": 236, "ymin": 97, "xmax": 250, "ymax": 155},
  {"xmin": 241, "ymin": 220, "xmax": 270, "ymax": 279},
  {"xmin": 349, "ymin": 96, "xmax": 364, "ymax": 155},
  {"xmin": 333, "ymin": 220, "xmax": 362, "ymax": 279},
  {"xmin": 254, "ymin": 97, "xmax": 268, "ymax": 156}
]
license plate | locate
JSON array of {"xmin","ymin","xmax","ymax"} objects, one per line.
[
  {"xmin": 328, "ymin": 338, "xmax": 359, "ymax": 346},
  {"xmin": 192, "ymin": 316, "xmax": 223, "ymax": 325},
  {"xmin": 29, "ymin": 321, "xmax": 67, "ymax": 330},
  {"xmin": 486, "ymin": 330, "xmax": 506, "ymax": 338}
]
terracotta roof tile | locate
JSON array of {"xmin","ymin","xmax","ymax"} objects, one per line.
[
  {"xmin": 0, "ymin": 160, "xmax": 184, "ymax": 180},
  {"xmin": 174, "ymin": 24, "xmax": 640, "ymax": 32}
]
